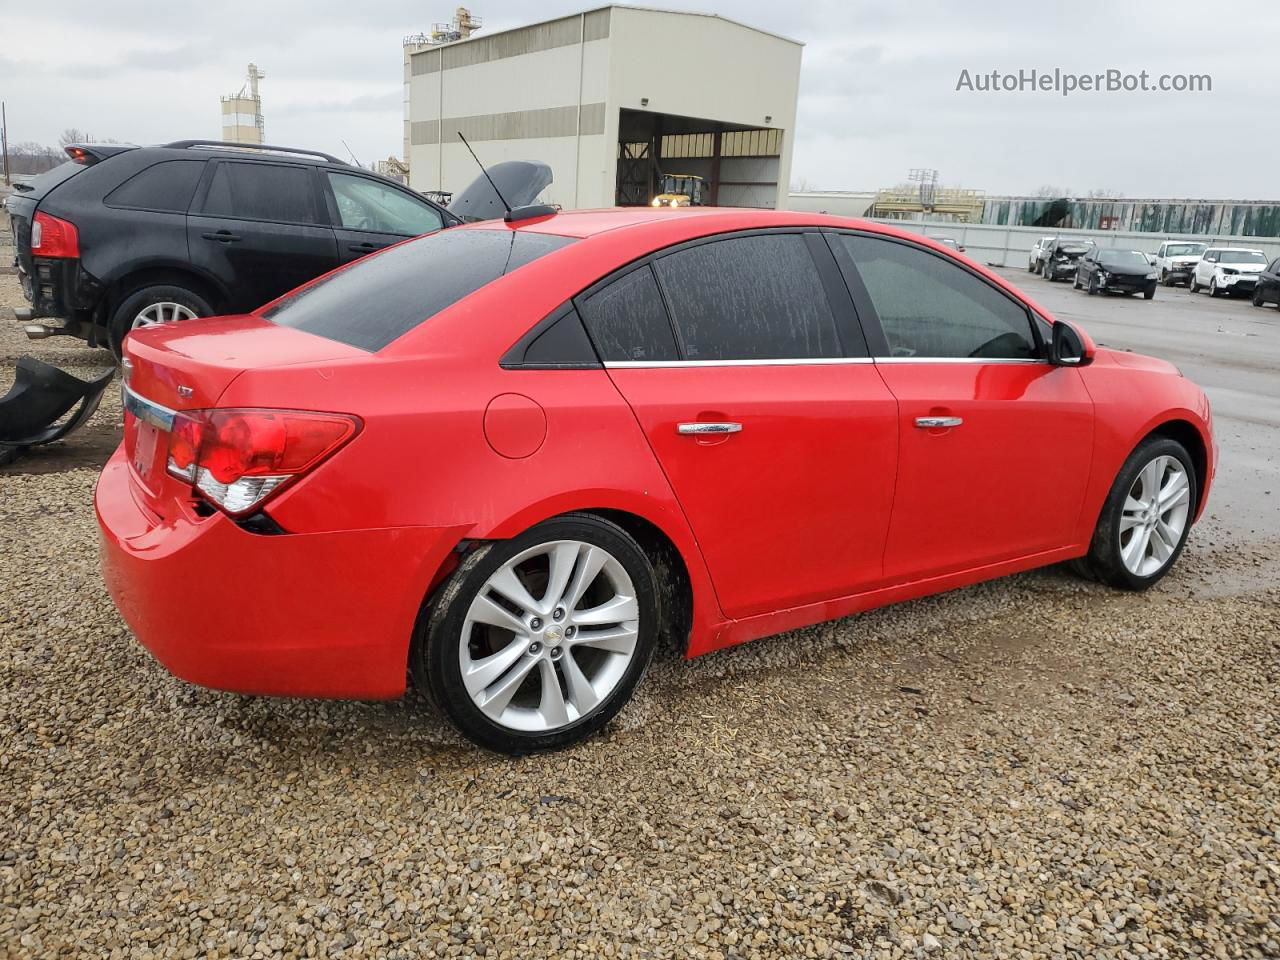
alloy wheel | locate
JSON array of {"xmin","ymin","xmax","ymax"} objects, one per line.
[
  {"xmin": 132, "ymin": 301, "xmax": 198, "ymax": 330},
  {"xmin": 458, "ymin": 540, "xmax": 640, "ymax": 733},
  {"xmin": 1119, "ymin": 455, "xmax": 1191, "ymax": 577}
]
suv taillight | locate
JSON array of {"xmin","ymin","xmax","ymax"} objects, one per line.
[
  {"xmin": 165, "ymin": 408, "xmax": 360, "ymax": 516},
  {"xmin": 31, "ymin": 212, "xmax": 80, "ymax": 258}
]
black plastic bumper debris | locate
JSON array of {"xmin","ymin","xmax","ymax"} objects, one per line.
[{"xmin": 0, "ymin": 356, "xmax": 115, "ymax": 464}]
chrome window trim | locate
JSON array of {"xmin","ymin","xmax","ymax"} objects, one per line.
[
  {"xmin": 122, "ymin": 384, "xmax": 177, "ymax": 431},
  {"xmin": 872, "ymin": 357, "xmax": 1048, "ymax": 365},
  {"xmin": 602, "ymin": 356, "xmax": 1048, "ymax": 369},
  {"xmin": 603, "ymin": 357, "xmax": 876, "ymax": 369}
]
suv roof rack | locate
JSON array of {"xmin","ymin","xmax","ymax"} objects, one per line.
[{"xmin": 162, "ymin": 140, "xmax": 349, "ymax": 165}]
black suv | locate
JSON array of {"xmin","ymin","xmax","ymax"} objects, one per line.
[{"xmin": 5, "ymin": 141, "xmax": 461, "ymax": 356}]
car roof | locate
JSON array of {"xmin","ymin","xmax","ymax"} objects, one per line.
[{"xmin": 1205, "ymin": 246, "xmax": 1263, "ymax": 252}]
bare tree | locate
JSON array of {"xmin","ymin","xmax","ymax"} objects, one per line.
[
  {"xmin": 58, "ymin": 128, "xmax": 90, "ymax": 147},
  {"xmin": 1033, "ymin": 184, "xmax": 1071, "ymax": 198},
  {"xmin": 1083, "ymin": 187, "xmax": 1120, "ymax": 199},
  {"xmin": 790, "ymin": 175, "xmax": 815, "ymax": 193}
]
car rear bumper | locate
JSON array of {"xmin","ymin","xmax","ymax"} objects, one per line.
[{"xmin": 95, "ymin": 447, "xmax": 460, "ymax": 700}]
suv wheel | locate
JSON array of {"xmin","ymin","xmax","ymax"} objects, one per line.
[{"xmin": 109, "ymin": 284, "xmax": 212, "ymax": 359}]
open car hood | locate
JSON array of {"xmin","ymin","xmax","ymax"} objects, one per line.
[{"xmin": 447, "ymin": 161, "xmax": 553, "ymax": 222}]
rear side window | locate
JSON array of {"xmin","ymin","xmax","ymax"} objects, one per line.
[
  {"xmin": 265, "ymin": 228, "xmax": 576, "ymax": 351},
  {"xmin": 200, "ymin": 162, "xmax": 317, "ymax": 224},
  {"xmin": 327, "ymin": 172, "xmax": 444, "ymax": 236},
  {"xmin": 839, "ymin": 234, "xmax": 1037, "ymax": 360},
  {"xmin": 579, "ymin": 265, "xmax": 679, "ymax": 362},
  {"xmin": 105, "ymin": 160, "xmax": 204, "ymax": 212},
  {"xmin": 653, "ymin": 234, "xmax": 841, "ymax": 361}
]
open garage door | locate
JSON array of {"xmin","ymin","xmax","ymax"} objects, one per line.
[{"xmin": 615, "ymin": 108, "xmax": 783, "ymax": 208}]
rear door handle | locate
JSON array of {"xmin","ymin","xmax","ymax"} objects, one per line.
[
  {"xmin": 348, "ymin": 242, "xmax": 388, "ymax": 253},
  {"xmin": 677, "ymin": 422, "xmax": 742, "ymax": 435},
  {"xmin": 201, "ymin": 231, "xmax": 241, "ymax": 243},
  {"xmin": 915, "ymin": 416, "xmax": 963, "ymax": 429}
]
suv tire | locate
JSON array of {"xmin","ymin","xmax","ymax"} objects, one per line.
[{"xmin": 109, "ymin": 284, "xmax": 212, "ymax": 359}]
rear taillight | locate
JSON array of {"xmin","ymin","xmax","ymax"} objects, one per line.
[
  {"xmin": 165, "ymin": 408, "xmax": 360, "ymax": 516},
  {"xmin": 31, "ymin": 212, "xmax": 80, "ymax": 259}
]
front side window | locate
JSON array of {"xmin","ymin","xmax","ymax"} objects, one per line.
[
  {"xmin": 579, "ymin": 265, "xmax": 679, "ymax": 363},
  {"xmin": 840, "ymin": 234, "xmax": 1038, "ymax": 360},
  {"xmin": 326, "ymin": 172, "xmax": 444, "ymax": 236},
  {"xmin": 652, "ymin": 234, "xmax": 841, "ymax": 361},
  {"xmin": 201, "ymin": 162, "xmax": 317, "ymax": 224}
]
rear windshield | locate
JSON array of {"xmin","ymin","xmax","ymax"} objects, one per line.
[
  {"xmin": 264, "ymin": 228, "xmax": 577, "ymax": 351},
  {"xmin": 14, "ymin": 160, "xmax": 84, "ymax": 198}
]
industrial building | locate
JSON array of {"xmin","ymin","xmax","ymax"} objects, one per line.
[
  {"xmin": 220, "ymin": 64, "xmax": 265, "ymax": 145},
  {"xmin": 403, "ymin": 5, "xmax": 802, "ymax": 210}
]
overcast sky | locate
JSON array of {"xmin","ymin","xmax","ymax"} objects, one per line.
[{"xmin": 4, "ymin": 0, "xmax": 1277, "ymax": 198}]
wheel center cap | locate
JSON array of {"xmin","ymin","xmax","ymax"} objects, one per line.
[{"xmin": 545, "ymin": 625, "xmax": 563, "ymax": 643}]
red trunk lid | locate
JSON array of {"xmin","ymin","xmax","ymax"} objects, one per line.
[{"xmin": 121, "ymin": 315, "xmax": 368, "ymax": 515}]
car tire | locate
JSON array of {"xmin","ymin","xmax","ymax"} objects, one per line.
[
  {"xmin": 1209, "ymin": 277, "xmax": 1220, "ymax": 298},
  {"xmin": 1252, "ymin": 287, "xmax": 1264, "ymax": 307},
  {"xmin": 1028, "ymin": 259, "xmax": 1036, "ymax": 273},
  {"xmin": 1073, "ymin": 436, "xmax": 1197, "ymax": 591},
  {"xmin": 1073, "ymin": 272, "xmax": 1082, "ymax": 290},
  {"xmin": 1144, "ymin": 283, "xmax": 1156, "ymax": 300},
  {"xmin": 1160, "ymin": 269, "xmax": 1170, "ymax": 286},
  {"xmin": 1087, "ymin": 276, "xmax": 1099, "ymax": 295},
  {"xmin": 414, "ymin": 513, "xmax": 660, "ymax": 755},
  {"xmin": 109, "ymin": 284, "xmax": 213, "ymax": 360}
]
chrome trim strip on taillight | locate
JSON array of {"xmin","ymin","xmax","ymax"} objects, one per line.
[{"xmin": 122, "ymin": 384, "xmax": 176, "ymax": 431}]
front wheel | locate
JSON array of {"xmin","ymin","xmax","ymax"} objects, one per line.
[
  {"xmin": 1087, "ymin": 275, "xmax": 1099, "ymax": 295},
  {"xmin": 109, "ymin": 284, "xmax": 212, "ymax": 359},
  {"xmin": 1161, "ymin": 269, "xmax": 1171, "ymax": 286},
  {"xmin": 1252, "ymin": 287, "xmax": 1264, "ymax": 307},
  {"xmin": 415, "ymin": 514, "xmax": 660, "ymax": 754},
  {"xmin": 1072, "ymin": 437, "xmax": 1196, "ymax": 590},
  {"xmin": 1188, "ymin": 274, "xmax": 1199, "ymax": 293},
  {"xmin": 1144, "ymin": 283, "xmax": 1156, "ymax": 300},
  {"xmin": 1073, "ymin": 272, "xmax": 1082, "ymax": 290}
]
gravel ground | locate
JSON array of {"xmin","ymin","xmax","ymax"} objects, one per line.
[{"xmin": 1, "ymin": 265, "xmax": 1277, "ymax": 959}]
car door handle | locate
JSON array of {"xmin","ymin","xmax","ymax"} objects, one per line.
[
  {"xmin": 915, "ymin": 416, "xmax": 963, "ymax": 429},
  {"xmin": 677, "ymin": 422, "xmax": 742, "ymax": 435},
  {"xmin": 347, "ymin": 242, "xmax": 388, "ymax": 252},
  {"xmin": 201, "ymin": 231, "xmax": 241, "ymax": 243}
]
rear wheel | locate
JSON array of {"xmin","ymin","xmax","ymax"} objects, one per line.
[
  {"xmin": 109, "ymin": 284, "xmax": 212, "ymax": 359},
  {"xmin": 415, "ymin": 514, "xmax": 659, "ymax": 754},
  {"xmin": 1072, "ymin": 437, "xmax": 1196, "ymax": 590}
]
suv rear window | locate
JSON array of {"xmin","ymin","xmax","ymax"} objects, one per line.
[
  {"xmin": 265, "ymin": 228, "xmax": 577, "ymax": 351},
  {"xmin": 105, "ymin": 160, "xmax": 204, "ymax": 212}
]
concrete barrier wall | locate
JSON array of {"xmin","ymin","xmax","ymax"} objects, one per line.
[{"xmin": 868, "ymin": 219, "xmax": 1280, "ymax": 269}]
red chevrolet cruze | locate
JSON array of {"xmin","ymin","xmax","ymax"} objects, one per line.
[{"xmin": 97, "ymin": 209, "xmax": 1215, "ymax": 754}]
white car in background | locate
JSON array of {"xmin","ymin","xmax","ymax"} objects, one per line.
[
  {"xmin": 1154, "ymin": 240, "xmax": 1207, "ymax": 287},
  {"xmin": 1027, "ymin": 236, "xmax": 1056, "ymax": 274},
  {"xmin": 1189, "ymin": 247, "xmax": 1268, "ymax": 298}
]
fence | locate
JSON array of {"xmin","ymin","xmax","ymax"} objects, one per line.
[{"xmin": 871, "ymin": 219, "xmax": 1280, "ymax": 269}]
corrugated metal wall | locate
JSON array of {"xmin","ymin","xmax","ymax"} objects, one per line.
[{"xmin": 984, "ymin": 198, "xmax": 1280, "ymax": 238}]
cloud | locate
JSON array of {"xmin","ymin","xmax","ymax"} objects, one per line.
[{"xmin": 4, "ymin": 0, "xmax": 1278, "ymax": 198}]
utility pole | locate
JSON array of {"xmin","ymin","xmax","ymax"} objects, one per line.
[{"xmin": 1, "ymin": 102, "xmax": 10, "ymax": 186}]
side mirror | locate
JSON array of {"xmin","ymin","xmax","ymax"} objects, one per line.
[{"xmin": 1050, "ymin": 321, "xmax": 1094, "ymax": 367}]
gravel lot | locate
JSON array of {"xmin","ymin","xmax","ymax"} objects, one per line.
[{"xmin": 1, "ymin": 255, "xmax": 1277, "ymax": 958}]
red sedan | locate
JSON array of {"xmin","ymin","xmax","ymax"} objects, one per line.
[{"xmin": 97, "ymin": 208, "xmax": 1215, "ymax": 754}]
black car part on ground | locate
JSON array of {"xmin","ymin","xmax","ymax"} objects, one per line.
[{"xmin": 0, "ymin": 357, "xmax": 115, "ymax": 465}]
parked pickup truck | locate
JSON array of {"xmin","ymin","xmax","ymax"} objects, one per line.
[{"xmin": 1153, "ymin": 240, "xmax": 1207, "ymax": 287}]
